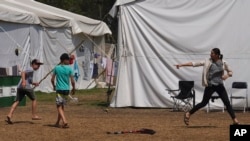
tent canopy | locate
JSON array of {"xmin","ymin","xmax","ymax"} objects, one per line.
[
  {"xmin": 0, "ymin": 0, "xmax": 111, "ymax": 36},
  {"xmin": 0, "ymin": 0, "xmax": 112, "ymax": 92},
  {"xmin": 110, "ymin": 0, "xmax": 250, "ymax": 108}
]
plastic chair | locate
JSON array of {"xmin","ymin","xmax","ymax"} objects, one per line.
[
  {"xmin": 206, "ymin": 93, "xmax": 225, "ymax": 113},
  {"xmin": 230, "ymin": 82, "xmax": 248, "ymax": 112},
  {"xmin": 166, "ymin": 81, "xmax": 195, "ymax": 112}
]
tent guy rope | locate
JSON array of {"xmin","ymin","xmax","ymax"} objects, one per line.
[{"xmin": 34, "ymin": 40, "xmax": 85, "ymax": 87}]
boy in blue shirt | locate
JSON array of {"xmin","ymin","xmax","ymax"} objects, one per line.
[{"xmin": 51, "ymin": 53, "xmax": 75, "ymax": 128}]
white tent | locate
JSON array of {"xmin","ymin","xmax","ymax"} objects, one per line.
[
  {"xmin": 0, "ymin": 0, "xmax": 111, "ymax": 92},
  {"xmin": 110, "ymin": 0, "xmax": 250, "ymax": 109}
]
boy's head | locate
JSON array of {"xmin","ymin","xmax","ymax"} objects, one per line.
[
  {"xmin": 31, "ymin": 59, "xmax": 43, "ymax": 70},
  {"xmin": 60, "ymin": 53, "xmax": 70, "ymax": 64}
]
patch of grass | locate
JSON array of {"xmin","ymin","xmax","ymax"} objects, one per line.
[
  {"xmin": 90, "ymin": 101, "xmax": 109, "ymax": 107},
  {"xmin": 31, "ymin": 88, "xmax": 114, "ymax": 107},
  {"xmin": 33, "ymin": 91, "xmax": 55, "ymax": 102},
  {"xmin": 75, "ymin": 88, "xmax": 110, "ymax": 95}
]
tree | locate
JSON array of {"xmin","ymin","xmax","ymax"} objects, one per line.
[{"xmin": 35, "ymin": 0, "xmax": 117, "ymax": 42}]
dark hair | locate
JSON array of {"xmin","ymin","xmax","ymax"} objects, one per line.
[
  {"xmin": 31, "ymin": 59, "xmax": 43, "ymax": 65},
  {"xmin": 212, "ymin": 48, "xmax": 223, "ymax": 59},
  {"xmin": 60, "ymin": 53, "xmax": 70, "ymax": 61}
]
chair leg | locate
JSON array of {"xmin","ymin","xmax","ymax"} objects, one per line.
[
  {"xmin": 176, "ymin": 100, "xmax": 182, "ymax": 111},
  {"xmin": 230, "ymin": 97, "xmax": 233, "ymax": 111},
  {"xmin": 244, "ymin": 101, "xmax": 246, "ymax": 113},
  {"xmin": 207, "ymin": 102, "xmax": 210, "ymax": 113},
  {"xmin": 172, "ymin": 98, "xmax": 181, "ymax": 111},
  {"xmin": 172, "ymin": 98, "xmax": 177, "ymax": 111},
  {"xmin": 207, "ymin": 100, "xmax": 224, "ymax": 113},
  {"xmin": 222, "ymin": 104, "xmax": 224, "ymax": 113},
  {"xmin": 180, "ymin": 100, "xmax": 189, "ymax": 112},
  {"xmin": 246, "ymin": 97, "xmax": 248, "ymax": 112}
]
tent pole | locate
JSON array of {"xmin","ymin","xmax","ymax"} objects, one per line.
[
  {"xmin": 34, "ymin": 40, "xmax": 84, "ymax": 87},
  {"xmin": 106, "ymin": 47, "xmax": 115, "ymax": 106},
  {"xmin": 85, "ymin": 69, "xmax": 106, "ymax": 89}
]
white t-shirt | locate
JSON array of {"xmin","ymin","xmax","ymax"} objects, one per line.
[{"xmin": 17, "ymin": 67, "xmax": 34, "ymax": 89}]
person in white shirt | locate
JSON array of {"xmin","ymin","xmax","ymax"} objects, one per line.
[
  {"xmin": 175, "ymin": 48, "xmax": 239, "ymax": 125},
  {"xmin": 6, "ymin": 59, "xmax": 43, "ymax": 124}
]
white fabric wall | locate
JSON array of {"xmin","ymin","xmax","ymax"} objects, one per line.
[
  {"xmin": 0, "ymin": 0, "xmax": 111, "ymax": 92},
  {"xmin": 34, "ymin": 27, "xmax": 102, "ymax": 92},
  {"xmin": 111, "ymin": 0, "xmax": 250, "ymax": 108},
  {"xmin": 0, "ymin": 22, "xmax": 29, "ymax": 68},
  {"xmin": 0, "ymin": 22, "xmax": 103, "ymax": 92}
]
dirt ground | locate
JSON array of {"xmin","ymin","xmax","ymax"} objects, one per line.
[{"xmin": 0, "ymin": 90, "xmax": 249, "ymax": 141}]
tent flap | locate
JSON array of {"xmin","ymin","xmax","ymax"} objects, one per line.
[
  {"xmin": 0, "ymin": 0, "xmax": 112, "ymax": 92},
  {"xmin": 0, "ymin": 0, "xmax": 111, "ymax": 36},
  {"xmin": 111, "ymin": 0, "xmax": 250, "ymax": 108}
]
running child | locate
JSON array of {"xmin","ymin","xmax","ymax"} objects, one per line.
[{"xmin": 6, "ymin": 59, "xmax": 43, "ymax": 124}]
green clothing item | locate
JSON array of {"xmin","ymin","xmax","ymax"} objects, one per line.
[{"xmin": 53, "ymin": 65, "xmax": 73, "ymax": 90}]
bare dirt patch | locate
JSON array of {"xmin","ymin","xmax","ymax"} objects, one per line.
[{"xmin": 1, "ymin": 89, "xmax": 249, "ymax": 141}]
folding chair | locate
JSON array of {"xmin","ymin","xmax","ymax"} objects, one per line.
[
  {"xmin": 207, "ymin": 93, "xmax": 225, "ymax": 113},
  {"xmin": 230, "ymin": 82, "xmax": 248, "ymax": 112},
  {"xmin": 166, "ymin": 81, "xmax": 195, "ymax": 112}
]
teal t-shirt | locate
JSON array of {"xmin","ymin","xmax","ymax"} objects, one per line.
[{"xmin": 53, "ymin": 65, "xmax": 74, "ymax": 90}]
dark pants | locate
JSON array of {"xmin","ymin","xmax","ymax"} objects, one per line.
[
  {"xmin": 15, "ymin": 88, "xmax": 35, "ymax": 102},
  {"xmin": 189, "ymin": 84, "xmax": 236, "ymax": 119}
]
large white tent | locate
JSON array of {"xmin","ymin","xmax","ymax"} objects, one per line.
[
  {"xmin": 0, "ymin": 0, "xmax": 111, "ymax": 92},
  {"xmin": 110, "ymin": 0, "xmax": 250, "ymax": 109}
]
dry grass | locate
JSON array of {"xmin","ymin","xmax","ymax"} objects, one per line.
[{"xmin": 0, "ymin": 88, "xmax": 249, "ymax": 141}]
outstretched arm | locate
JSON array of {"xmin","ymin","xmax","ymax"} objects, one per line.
[{"xmin": 174, "ymin": 62, "xmax": 193, "ymax": 69}]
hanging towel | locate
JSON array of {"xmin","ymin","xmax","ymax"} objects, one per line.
[
  {"xmin": 106, "ymin": 58, "xmax": 114, "ymax": 85},
  {"xmin": 73, "ymin": 59, "xmax": 80, "ymax": 82},
  {"xmin": 101, "ymin": 57, "xmax": 107, "ymax": 69},
  {"xmin": 92, "ymin": 63, "xmax": 98, "ymax": 79}
]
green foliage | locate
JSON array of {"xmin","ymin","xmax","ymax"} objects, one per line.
[
  {"xmin": 36, "ymin": 0, "xmax": 115, "ymax": 19},
  {"xmin": 35, "ymin": 0, "xmax": 117, "ymax": 42}
]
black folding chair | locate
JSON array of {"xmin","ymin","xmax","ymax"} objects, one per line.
[
  {"xmin": 230, "ymin": 82, "xmax": 248, "ymax": 112},
  {"xmin": 166, "ymin": 81, "xmax": 195, "ymax": 112}
]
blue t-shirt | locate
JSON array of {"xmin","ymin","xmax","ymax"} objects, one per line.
[{"xmin": 53, "ymin": 65, "xmax": 74, "ymax": 90}]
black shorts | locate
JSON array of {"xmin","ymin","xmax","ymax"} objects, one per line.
[{"xmin": 15, "ymin": 88, "xmax": 36, "ymax": 101}]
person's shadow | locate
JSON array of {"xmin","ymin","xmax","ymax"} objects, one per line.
[
  {"xmin": 5, "ymin": 121, "xmax": 35, "ymax": 125},
  {"xmin": 187, "ymin": 125, "xmax": 217, "ymax": 128},
  {"xmin": 43, "ymin": 124, "xmax": 60, "ymax": 128}
]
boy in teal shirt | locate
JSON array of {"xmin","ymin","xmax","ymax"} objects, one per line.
[{"xmin": 51, "ymin": 53, "xmax": 75, "ymax": 128}]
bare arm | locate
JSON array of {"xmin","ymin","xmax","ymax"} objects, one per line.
[
  {"xmin": 70, "ymin": 76, "xmax": 75, "ymax": 95},
  {"xmin": 51, "ymin": 74, "xmax": 56, "ymax": 91},
  {"xmin": 174, "ymin": 62, "xmax": 193, "ymax": 69},
  {"xmin": 222, "ymin": 61, "xmax": 233, "ymax": 80},
  {"xmin": 21, "ymin": 71, "xmax": 26, "ymax": 88}
]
